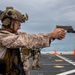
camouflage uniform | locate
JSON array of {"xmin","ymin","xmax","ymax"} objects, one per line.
[
  {"xmin": 0, "ymin": 30, "xmax": 51, "ymax": 74},
  {"xmin": 32, "ymin": 49, "xmax": 40, "ymax": 70},
  {"xmin": 0, "ymin": 7, "xmax": 51, "ymax": 75},
  {"xmin": 21, "ymin": 48, "xmax": 32, "ymax": 75}
]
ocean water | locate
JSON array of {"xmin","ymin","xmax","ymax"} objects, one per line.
[{"xmin": 41, "ymin": 33, "xmax": 75, "ymax": 53}]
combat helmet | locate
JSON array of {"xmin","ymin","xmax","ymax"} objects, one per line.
[{"xmin": 0, "ymin": 6, "xmax": 28, "ymax": 24}]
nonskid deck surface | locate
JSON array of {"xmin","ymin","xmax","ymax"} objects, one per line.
[
  {"xmin": 61, "ymin": 54, "xmax": 75, "ymax": 62},
  {"xmin": 30, "ymin": 54, "xmax": 75, "ymax": 75}
]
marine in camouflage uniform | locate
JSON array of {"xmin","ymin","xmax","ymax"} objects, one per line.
[
  {"xmin": 0, "ymin": 7, "xmax": 66, "ymax": 75},
  {"xmin": 21, "ymin": 48, "xmax": 41, "ymax": 74}
]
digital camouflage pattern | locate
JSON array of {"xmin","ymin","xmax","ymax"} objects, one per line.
[{"xmin": 0, "ymin": 30, "xmax": 51, "ymax": 58}]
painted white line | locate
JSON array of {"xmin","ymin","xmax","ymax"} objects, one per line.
[
  {"xmin": 41, "ymin": 52, "xmax": 73, "ymax": 54},
  {"xmin": 43, "ymin": 64, "xmax": 69, "ymax": 65},
  {"xmin": 56, "ymin": 55, "xmax": 75, "ymax": 66},
  {"xmin": 57, "ymin": 69, "xmax": 75, "ymax": 75}
]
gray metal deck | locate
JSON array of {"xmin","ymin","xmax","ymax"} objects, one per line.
[{"xmin": 30, "ymin": 54, "xmax": 75, "ymax": 75}]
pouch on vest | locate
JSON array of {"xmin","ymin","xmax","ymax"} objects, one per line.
[
  {"xmin": 0, "ymin": 60, "xmax": 6, "ymax": 74},
  {"xmin": 21, "ymin": 48, "xmax": 32, "ymax": 55}
]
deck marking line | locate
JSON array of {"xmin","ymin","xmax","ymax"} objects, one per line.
[
  {"xmin": 56, "ymin": 69, "xmax": 75, "ymax": 75},
  {"xmin": 43, "ymin": 64, "xmax": 69, "ymax": 65},
  {"xmin": 56, "ymin": 55, "xmax": 75, "ymax": 66}
]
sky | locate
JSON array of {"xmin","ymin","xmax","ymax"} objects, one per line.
[{"xmin": 0, "ymin": 0, "xmax": 75, "ymax": 34}]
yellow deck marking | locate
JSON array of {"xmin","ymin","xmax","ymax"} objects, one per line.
[
  {"xmin": 54, "ymin": 66, "xmax": 64, "ymax": 68},
  {"xmin": 55, "ymin": 59, "xmax": 63, "ymax": 62}
]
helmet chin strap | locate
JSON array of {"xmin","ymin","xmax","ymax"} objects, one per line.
[{"xmin": 10, "ymin": 20, "xmax": 17, "ymax": 33}]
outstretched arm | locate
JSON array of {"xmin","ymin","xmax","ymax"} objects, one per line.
[{"xmin": 0, "ymin": 28, "xmax": 66, "ymax": 49}]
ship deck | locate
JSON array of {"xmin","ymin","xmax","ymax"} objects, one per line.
[{"xmin": 30, "ymin": 53, "xmax": 75, "ymax": 75}]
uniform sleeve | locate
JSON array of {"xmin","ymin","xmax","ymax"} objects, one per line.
[{"xmin": 1, "ymin": 32, "xmax": 51, "ymax": 49}]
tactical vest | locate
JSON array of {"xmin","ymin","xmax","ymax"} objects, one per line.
[
  {"xmin": 0, "ymin": 48, "xmax": 19, "ymax": 75},
  {"xmin": 0, "ymin": 48, "xmax": 26, "ymax": 75},
  {"xmin": 21, "ymin": 48, "xmax": 32, "ymax": 55}
]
